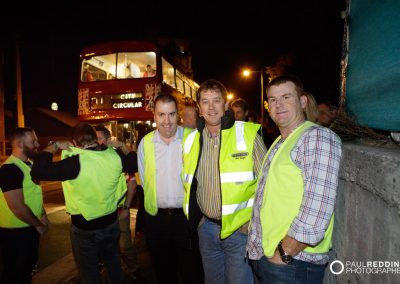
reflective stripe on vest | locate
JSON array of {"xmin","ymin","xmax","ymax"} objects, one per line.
[
  {"xmin": 220, "ymin": 171, "xmax": 254, "ymax": 183},
  {"xmin": 222, "ymin": 198, "xmax": 254, "ymax": 215},
  {"xmin": 184, "ymin": 173, "xmax": 194, "ymax": 184},
  {"xmin": 183, "ymin": 130, "xmax": 197, "ymax": 154},
  {"xmin": 235, "ymin": 121, "xmax": 247, "ymax": 151}
]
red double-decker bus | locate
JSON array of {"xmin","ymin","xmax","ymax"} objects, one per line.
[{"xmin": 77, "ymin": 41, "xmax": 199, "ymax": 143}]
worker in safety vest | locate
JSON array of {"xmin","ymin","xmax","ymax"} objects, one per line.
[
  {"xmin": 246, "ymin": 75, "xmax": 342, "ymax": 283},
  {"xmin": 0, "ymin": 127, "xmax": 48, "ymax": 284},
  {"xmin": 31, "ymin": 123, "xmax": 137, "ymax": 284},
  {"xmin": 182, "ymin": 79, "xmax": 267, "ymax": 283},
  {"xmin": 138, "ymin": 93, "xmax": 204, "ymax": 284}
]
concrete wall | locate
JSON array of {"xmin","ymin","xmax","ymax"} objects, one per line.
[{"xmin": 325, "ymin": 142, "xmax": 400, "ymax": 284}]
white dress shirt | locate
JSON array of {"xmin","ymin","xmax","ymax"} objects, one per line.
[{"xmin": 138, "ymin": 126, "xmax": 184, "ymax": 208}]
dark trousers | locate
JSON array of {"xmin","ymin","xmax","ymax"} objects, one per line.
[
  {"xmin": 0, "ymin": 226, "xmax": 39, "ymax": 284},
  {"xmin": 144, "ymin": 209, "xmax": 204, "ymax": 284},
  {"xmin": 135, "ymin": 186, "xmax": 145, "ymax": 232},
  {"xmin": 70, "ymin": 220, "xmax": 123, "ymax": 284}
]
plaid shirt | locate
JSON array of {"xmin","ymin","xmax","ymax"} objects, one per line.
[{"xmin": 247, "ymin": 124, "xmax": 342, "ymax": 264}]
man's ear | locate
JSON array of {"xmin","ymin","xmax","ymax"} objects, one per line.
[
  {"xmin": 16, "ymin": 139, "xmax": 24, "ymax": 149},
  {"xmin": 300, "ymin": 95, "xmax": 307, "ymax": 110}
]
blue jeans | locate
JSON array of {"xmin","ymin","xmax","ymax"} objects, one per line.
[
  {"xmin": 70, "ymin": 220, "xmax": 123, "ymax": 284},
  {"xmin": 198, "ymin": 218, "xmax": 253, "ymax": 284},
  {"xmin": 250, "ymin": 256, "xmax": 326, "ymax": 284}
]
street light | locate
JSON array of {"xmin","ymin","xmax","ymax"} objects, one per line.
[{"xmin": 242, "ymin": 68, "xmax": 265, "ymax": 122}]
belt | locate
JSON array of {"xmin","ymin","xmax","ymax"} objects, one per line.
[
  {"xmin": 158, "ymin": 208, "xmax": 183, "ymax": 215},
  {"xmin": 205, "ymin": 216, "xmax": 222, "ymax": 225}
]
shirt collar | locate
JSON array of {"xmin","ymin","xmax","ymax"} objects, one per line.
[
  {"xmin": 153, "ymin": 126, "xmax": 183, "ymax": 143},
  {"xmin": 203, "ymin": 127, "xmax": 220, "ymax": 138}
]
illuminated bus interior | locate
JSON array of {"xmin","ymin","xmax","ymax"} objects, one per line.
[
  {"xmin": 81, "ymin": 52, "xmax": 157, "ymax": 81},
  {"xmin": 80, "ymin": 53, "xmax": 198, "ymax": 101}
]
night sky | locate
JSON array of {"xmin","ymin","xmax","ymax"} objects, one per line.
[{"xmin": 1, "ymin": 0, "xmax": 346, "ymax": 119}]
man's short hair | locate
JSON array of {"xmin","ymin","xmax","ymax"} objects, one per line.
[
  {"xmin": 231, "ymin": 98, "xmax": 249, "ymax": 112},
  {"xmin": 266, "ymin": 74, "xmax": 304, "ymax": 97},
  {"xmin": 154, "ymin": 93, "xmax": 178, "ymax": 109},
  {"xmin": 9, "ymin": 127, "xmax": 35, "ymax": 144},
  {"xmin": 94, "ymin": 125, "xmax": 111, "ymax": 139},
  {"xmin": 196, "ymin": 79, "xmax": 228, "ymax": 102},
  {"xmin": 72, "ymin": 123, "xmax": 98, "ymax": 147}
]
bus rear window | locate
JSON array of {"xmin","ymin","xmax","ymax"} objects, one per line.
[{"xmin": 81, "ymin": 52, "xmax": 156, "ymax": 81}]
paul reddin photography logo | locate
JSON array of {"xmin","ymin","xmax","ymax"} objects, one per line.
[{"xmin": 330, "ymin": 260, "xmax": 400, "ymax": 275}]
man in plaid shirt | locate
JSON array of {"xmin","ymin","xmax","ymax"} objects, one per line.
[{"xmin": 247, "ymin": 75, "xmax": 342, "ymax": 283}]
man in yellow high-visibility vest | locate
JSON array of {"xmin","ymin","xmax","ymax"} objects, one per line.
[
  {"xmin": 0, "ymin": 127, "xmax": 48, "ymax": 283},
  {"xmin": 182, "ymin": 79, "xmax": 267, "ymax": 283},
  {"xmin": 247, "ymin": 75, "xmax": 342, "ymax": 283},
  {"xmin": 31, "ymin": 123, "xmax": 137, "ymax": 284},
  {"xmin": 138, "ymin": 93, "xmax": 203, "ymax": 284}
]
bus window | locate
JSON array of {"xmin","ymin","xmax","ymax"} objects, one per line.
[
  {"xmin": 188, "ymin": 79, "xmax": 199, "ymax": 100},
  {"xmin": 184, "ymin": 82, "xmax": 192, "ymax": 98},
  {"xmin": 117, "ymin": 52, "xmax": 156, "ymax": 79},
  {"xmin": 82, "ymin": 52, "xmax": 156, "ymax": 81},
  {"xmin": 81, "ymin": 62, "xmax": 107, "ymax": 82},
  {"xmin": 82, "ymin": 54, "xmax": 115, "ymax": 81},
  {"xmin": 176, "ymin": 76, "xmax": 184, "ymax": 94},
  {"xmin": 82, "ymin": 63, "xmax": 95, "ymax": 82},
  {"xmin": 176, "ymin": 69, "xmax": 189, "ymax": 95},
  {"xmin": 162, "ymin": 57, "xmax": 175, "ymax": 87}
]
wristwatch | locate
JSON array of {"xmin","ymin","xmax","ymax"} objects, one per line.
[{"xmin": 277, "ymin": 240, "xmax": 293, "ymax": 264}]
